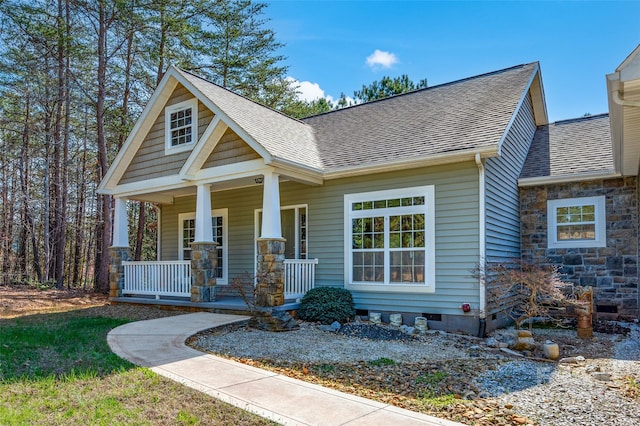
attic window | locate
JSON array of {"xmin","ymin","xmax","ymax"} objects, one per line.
[{"xmin": 165, "ymin": 98, "xmax": 198, "ymax": 153}]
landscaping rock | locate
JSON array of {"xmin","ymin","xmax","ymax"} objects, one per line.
[
  {"xmin": 414, "ymin": 316, "xmax": 428, "ymax": 332},
  {"xmin": 319, "ymin": 321, "xmax": 341, "ymax": 333},
  {"xmin": 248, "ymin": 310, "xmax": 299, "ymax": 332},
  {"xmin": 591, "ymin": 372, "xmax": 612, "ymax": 381},
  {"xmin": 559, "ymin": 355, "xmax": 586, "ymax": 364},
  {"xmin": 389, "ymin": 313, "xmax": 402, "ymax": 327},
  {"xmin": 511, "ymin": 330, "xmax": 536, "ymax": 351}
]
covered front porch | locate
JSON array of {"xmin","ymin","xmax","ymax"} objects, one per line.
[{"xmin": 108, "ymin": 166, "xmax": 321, "ymax": 311}]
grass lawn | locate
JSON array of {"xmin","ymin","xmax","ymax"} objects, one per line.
[{"xmin": 0, "ymin": 304, "xmax": 275, "ymax": 425}]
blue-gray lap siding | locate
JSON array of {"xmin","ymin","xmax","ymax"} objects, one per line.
[
  {"xmin": 484, "ymin": 94, "xmax": 537, "ymax": 310},
  {"xmin": 160, "ymin": 162, "xmax": 481, "ymax": 316}
]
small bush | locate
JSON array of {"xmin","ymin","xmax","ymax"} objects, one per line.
[
  {"xmin": 297, "ymin": 287, "xmax": 355, "ymax": 324},
  {"xmin": 368, "ymin": 357, "xmax": 395, "ymax": 366}
]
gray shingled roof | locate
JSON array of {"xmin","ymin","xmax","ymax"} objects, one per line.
[
  {"xmin": 520, "ymin": 114, "xmax": 613, "ymax": 179},
  {"xmin": 303, "ymin": 63, "xmax": 539, "ymax": 171},
  {"xmin": 175, "ymin": 63, "xmax": 539, "ymax": 173},
  {"xmin": 176, "ymin": 68, "xmax": 323, "ymax": 170}
]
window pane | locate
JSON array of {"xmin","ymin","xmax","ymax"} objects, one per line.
[
  {"xmin": 389, "ymin": 216, "xmax": 400, "ymax": 231},
  {"xmin": 388, "ymin": 198, "xmax": 400, "ymax": 208},
  {"xmin": 557, "ymin": 224, "xmax": 596, "ymax": 241},
  {"xmin": 389, "ymin": 232, "xmax": 400, "ymax": 248},
  {"xmin": 352, "ymin": 202, "xmax": 362, "ymax": 211},
  {"xmin": 374, "ymin": 200, "xmax": 386, "ymax": 209}
]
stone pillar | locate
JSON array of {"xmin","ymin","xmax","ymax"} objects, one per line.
[
  {"xmin": 256, "ymin": 238, "xmax": 286, "ymax": 307},
  {"xmin": 190, "ymin": 242, "xmax": 218, "ymax": 302},
  {"xmin": 109, "ymin": 246, "xmax": 131, "ymax": 298}
]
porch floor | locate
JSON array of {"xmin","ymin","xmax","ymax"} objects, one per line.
[{"xmin": 109, "ymin": 295, "xmax": 301, "ymax": 315}]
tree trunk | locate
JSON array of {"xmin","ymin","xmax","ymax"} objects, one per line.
[{"xmin": 94, "ymin": 0, "xmax": 112, "ymax": 292}]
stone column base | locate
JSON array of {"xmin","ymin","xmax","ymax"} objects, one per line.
[
  {"xmin": 255, "ymin": 238, "xmax": 286, "ymax": 307},
  {"xmin": 109, "ymin": 246, "xmax": 131, "ymax": 298},
  {"xmin": 190, "ymin": 242, "xmax": 218, "ymax": 303}
]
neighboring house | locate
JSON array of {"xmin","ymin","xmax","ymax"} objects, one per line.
[{"xmin": 98, "ymin": 45, "xmax": 640, "ymax": 335}]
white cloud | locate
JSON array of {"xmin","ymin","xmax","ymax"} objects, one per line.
[
  {"xmin": 287, "ymin": 77, "xmax": 356, "ymax": 108},
  {"xmin": 298, "ymin": 81, "xmax": 326, "ymax": 102},
  {"xmin": 366, "ymin": 49, "xmax": 398, "ymax": 69}
]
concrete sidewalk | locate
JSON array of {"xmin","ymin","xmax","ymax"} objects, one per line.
[{"xmin": 107, "ymin": 312, "xmax": 462, "ymax": 426}]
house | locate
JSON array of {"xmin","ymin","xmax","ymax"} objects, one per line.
[
  {"xmin": 98, "ymin": 46, "xmax": 640, "ymax": 335},
  {"xmin": 520, "ymin": 45, "xmax": 640, "ymax": 320}
]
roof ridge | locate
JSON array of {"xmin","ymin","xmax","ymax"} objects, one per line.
[
  {"xmin": 550, "ymin": 113, "xmax": 609, "ymax": 126},
  {"xmin": 174, "ymin": 66, "xmax": 307, "ymax": 124},
  {"xmin": 303, "ymin": 62, "xmax": 537, "ymax": 120}
]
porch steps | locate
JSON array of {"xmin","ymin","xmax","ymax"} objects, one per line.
[{"xmin": 109, "ymin": 296, "xmax": 300, "ymax": 316}]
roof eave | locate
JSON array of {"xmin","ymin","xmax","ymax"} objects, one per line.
[
  {"xmin": 323, "ymin": 146, "xmax": 499, "ymax": 180},
  {"xmin": 518, "ymin": 171, "xmax": 621, "ymax": 187}
]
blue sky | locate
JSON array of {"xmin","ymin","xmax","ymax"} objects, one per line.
[{"xmin": 265, "ymin": 1, "xmax": 640, "ymax": 122}]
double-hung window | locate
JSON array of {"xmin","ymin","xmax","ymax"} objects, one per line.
[
  {"xmin": 547, "ymin": 196, "xmax": 606, "ymax": 248},
  {"xmin": 165, "ymin": 99, "xmax": 198, "ymax": 153},
  {"xmin": 179, "ymin": 209, "xmax": 228, "ymax": 284},
  {"xmin": 345, "ymin": 186, "xmax": 435, "ymax": 293}
]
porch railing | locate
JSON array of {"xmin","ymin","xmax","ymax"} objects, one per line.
[
  {"xmin": 284, "ymin": 258, "xmax": 318, "ymax": 300},
  {"xmin": 121, "ymin": 258, "xmax": 317, "ymax": 301},
  {"xmin": 122, "ymin": 261, "xmax": 191, "ymax": 298}
]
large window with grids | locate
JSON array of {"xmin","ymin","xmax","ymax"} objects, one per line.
[
  {"xmin": 344, "ymin": 186, "xmax": 435, "ymax": 293},
  {"xmin": 178, "ymin": 209, "xmax": 228, "ymax": 284},
  {"xmin": 165, "ymin": 99, "xmax": 198, "ymax": 153},
  {"xmin": 547, "ymin": 196, "xmax": 606, "ymax": 248}
]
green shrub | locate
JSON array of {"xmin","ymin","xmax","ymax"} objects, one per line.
[{"xmin": 297, "ymin": 287, "xmax": 355, "ymax": 324}]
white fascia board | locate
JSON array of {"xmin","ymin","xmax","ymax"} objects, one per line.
[
  {"xmin": 194, "ymin": 159, "xmax": 270, "ymax": 182},
  {"xmin": 103, "ymin": 159, "xmax": 270, "ymax": 199},
  {"xmin": 98, "ymin": 73, "xmax": 179, "ymax": 191},
  {"xmin": 518, "ymin": 171, "xmax": 621, "ymax": 187},
  {"xmin": 179, "ymin": 116, "xmax": 228, "ymax": 179},
  {"xmin": 617, "ymin": 44, "xmax": 640, "ymax": 80},
  {"xmin": 323, "ymin": 146, "xmax": 498, "ymax": 180},
  {"xmin": 496, "ymin": 64, "xmax": 547, "ymax": 156},
  {"xmin": 174, "ymin": 72, "xmax": 273, "ymax": 162},
  {"xmin": 269, "ymin": 157, "xmax": 324, "ymax": 185}
]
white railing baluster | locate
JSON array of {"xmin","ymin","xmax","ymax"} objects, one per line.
[
  {"xmin": 122, "ymin": 261, "xmax": 191, "ymax": 298},
  {"xmin": 283, "ymin": 259, "xmax": 318, "ymax": 300}
]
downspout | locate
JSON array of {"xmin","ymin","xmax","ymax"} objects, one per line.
[
  {"xmin": 612, "ymin": 90, "xmax": 640, "ymax": 107},
  {"xmin": 475, "ymin": 153, "xmax": 487, "ymax": 337}
]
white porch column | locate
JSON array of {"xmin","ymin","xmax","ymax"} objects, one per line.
[
  {"xmin": 260, "ymin": 171, "xmax": 282, "ymax": 238},
  {"xmin": 194, "ymin": 184, "xmax": 214, "ymax": 243},
  {"xmin": 112, "ymin": 197, "xmax": 130, "ymax": 247}
]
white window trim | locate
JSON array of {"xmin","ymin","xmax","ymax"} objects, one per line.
[
  {"xmin": 179, "ymin": 208, "xmax": 228, "ymax": 284},
  {"xmin": 165, "ymin": 98, "xmax": 198, "ymax": 154},
  {"xmin": 547, "ymin": 196, "xmax": 606, "ymax": 249},
  {"xmin": 254, "ymin": 204, "xmax": 308, "ymax": 261},
  {"xmin": 344, "ymin": 186, "xmax": 435, "ymax": 294}
]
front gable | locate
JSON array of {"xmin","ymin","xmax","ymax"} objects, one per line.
[
  {"xmin": 119, "ymin": 84, "xmax": 215, "ymax": 185},
  {"xmin": 202, "ymin": 128, "xmax": 261, "ymax": 168}
]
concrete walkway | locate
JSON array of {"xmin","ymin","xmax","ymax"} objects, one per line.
[{"xmin": 107, "ymin": 312, "xmax": 462, "ymax": 426}]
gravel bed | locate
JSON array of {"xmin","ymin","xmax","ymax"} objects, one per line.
[{"xmin": 191, "ymin": 321, "xmax": 640, "ymax": 426}]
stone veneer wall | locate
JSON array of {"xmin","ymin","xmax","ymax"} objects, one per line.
[
  {"xmin": 109, "ymin": 246, "xmax": 131, "ymax": 298},
  {"xmin": 255, "ymin": 238, "xmax": 285, "ymax": 307},
  {"xmin": 520, "ymin": 177, "xmax": 639, "ymax": 319}
]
